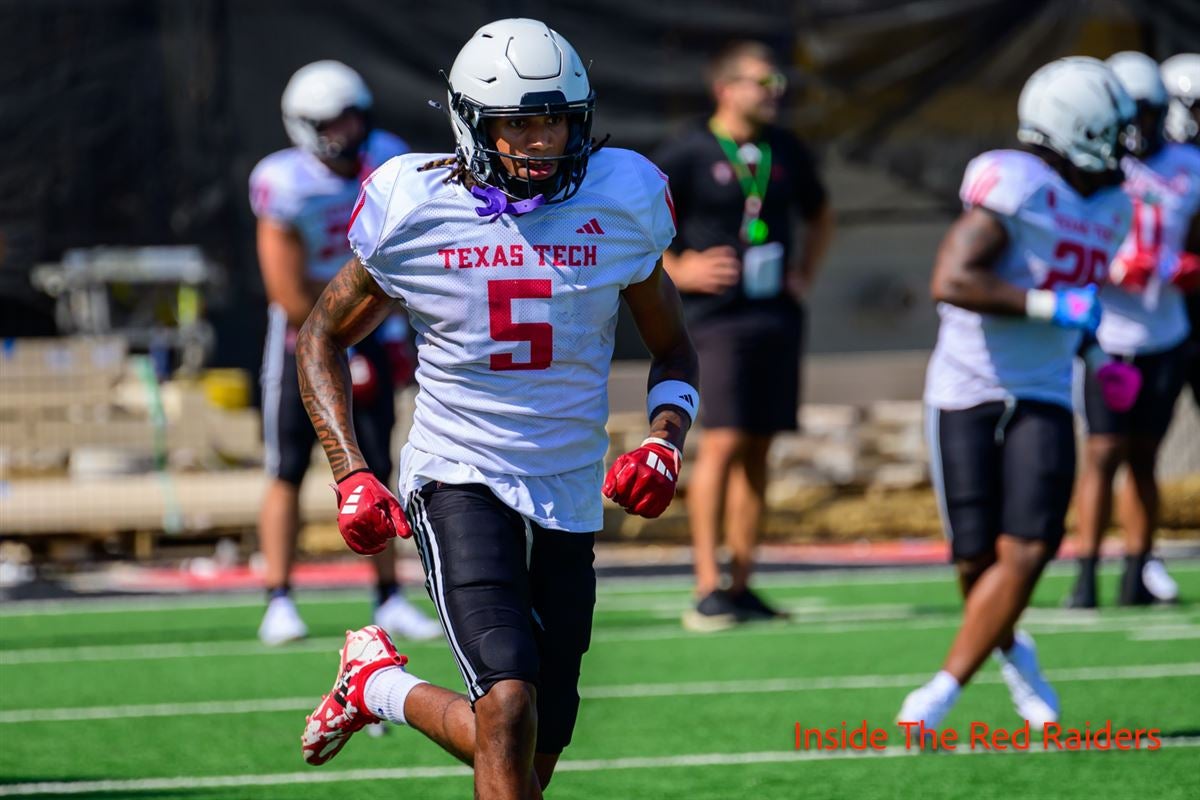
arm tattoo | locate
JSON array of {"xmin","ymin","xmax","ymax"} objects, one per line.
[{"xmin": 296, "ymin": 258, "xmax": 394, "ymax": 480}]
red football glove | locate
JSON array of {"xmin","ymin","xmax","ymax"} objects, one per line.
[
  {"xmin": 603, "ymin": 437, "xmax": 681, "ymax": 519},
  {"xmin": 1108, "ymin": 249, "xmax": 1157, "ymax": 292},
  {"xmin": 1170, "ymin": 252, "xmax": 1200, "ymax": 293},
  {"xmin": 348, "ymin": 350, "xmax": 379, "ymax": 406},
  {"xmin": 383, "ymin": 339, "xmax": 417, "ymax": 387},
  {"xmin": 332, "ymin": 470, "xmax": 411, "ymax": 555}
]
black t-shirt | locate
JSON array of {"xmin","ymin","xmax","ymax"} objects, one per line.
[{"xmin": 653, "ymin": 121, "xmax": 827, "ymax": 324}]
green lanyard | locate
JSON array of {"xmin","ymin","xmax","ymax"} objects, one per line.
[{"xmin": 709, "ymin": 119, "xmax": 772, "ymax": 245}]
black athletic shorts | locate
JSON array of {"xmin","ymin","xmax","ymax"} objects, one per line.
[
  {"xmin": 1187, "ymin": 295, "xmax": 1200, "ymax": 407},
  {"xmin": 689, "ymin": 303, "xmax": 804, "ymax": 433},
  {"xmin": 927, "ymin": 399, "xmax": 1075, "ymax": 561},
  {"xmin": 1083, "ymin": 341, "xmax": 1188, "ymax": 439},
  {"xmin": 406, "ymin": 482, "xmax": 597, "ymax": 755},
  {"xmin": 1190, "ymin": 340, "xmax": 1200, "ymax": 409},
  {"xmin": 260, "ymin": 305, "xmax": 395, "ymax": 486}
]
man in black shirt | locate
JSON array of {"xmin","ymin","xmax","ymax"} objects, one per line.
[{"xmin": 654, "ymin": 41, "xmax": 835, "ymax": 630}]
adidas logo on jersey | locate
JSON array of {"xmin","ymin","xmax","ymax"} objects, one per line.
[
  {"xmin": 679, "ymin": 393, "xmax": 695, "ymax": 406},
  {"xmin": 340, "ymin": 486, "xmax": 365, "ymax": 515},
  {"xmin": 575, "ymin": 218, "xmax": 605, "ymax": 235}
]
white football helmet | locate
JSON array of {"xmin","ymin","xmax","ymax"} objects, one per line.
[
  {"xmin": 1107, "ymin": 51, "xmax": 1168, "ymax": 156},
  {"xmin": 1017, "ymin": 57, "xmax": 1131, "ymax": 172},
  {"xmin": 281, "ymin": 61, "xmax": 373, "ymax": 160},
  {"xmin": 446, "ymin": 18, "xmax": 595, "ymax": 202},
  {"xmin": 1161, "ymin": 53, "xmax": 1200, "ymax": 143}
]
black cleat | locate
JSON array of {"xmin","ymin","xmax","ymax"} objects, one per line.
[
  {"xmin": 730, "ymin": 587, "xmax": 790, "ymax": 621},
  {"xmin": 682, "ymin": 589, "xmax": 739, "ymax": 632},
  {"xmin": 1117, "ymin": 554, "xmax": 1155, "ymax": 606},
  {"xmin": 1064, "ymin": 560, "xmax": 1098, "ymax": 609}
]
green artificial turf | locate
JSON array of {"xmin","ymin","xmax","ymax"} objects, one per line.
[{"xmin": 1, "ymin": 562, "xmax": 1197, "ymax": 798}]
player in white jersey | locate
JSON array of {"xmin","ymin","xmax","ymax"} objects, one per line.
[
  {"xmin": 249, "ymin": 61, "xmax": 438, "ymax": 646},
  {"xmin": 900, "ymin": 58, "xmax": 1134, "ymax": 735},
  {"xmin": 1161, "ymin": 54, "xmax": 1200, "ymax": 445},
  {"xmin": 1067, "ymin": 52, "xmax": 1200, "ymax": 609},
  {"xmin": 295, "ymin": 21, "xmax": 699, "ymax": 798}
]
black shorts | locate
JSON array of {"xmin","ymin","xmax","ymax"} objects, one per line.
[
  {"xmin": 1187, "ymin": 296, "xmax": 1200, "ymax": 407},
  {"xmin": 406, "ymin": 482, "xmax": 597, "ymax": 755},
  {"xmin": 1083, "ymin": 342, "xmax": 1188, "ymax": 439},
  {"xmin": 927, "ymin": 400, "xmax": 1075, "ymax": 561},
  {"xmin": 260, "ymin": 306, "xmax": 395, "ymax": 486},
  {"xmin": 1184, "ymin": 337, "xmax": 1200, "ymax": 410},
  {"xmin": 690, "ymin": 303, "xmax": 804, "ymax": 433}
]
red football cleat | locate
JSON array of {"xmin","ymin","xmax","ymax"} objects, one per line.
[{"xmin": 302, "ymin": 625, "xmax": 408, "ymax": 766}]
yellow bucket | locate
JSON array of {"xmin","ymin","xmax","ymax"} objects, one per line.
[{"xmin": 202, "ymin": 368, "xmax": 252, "ymax": 409}]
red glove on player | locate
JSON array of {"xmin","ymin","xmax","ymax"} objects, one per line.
[
  {"xmin": 348, "ymin": 350, "xmax": 379, "ymax": 406},
  {"xmin": 384, "ymin": 339, "xmax": 417, "ymax": 387},
  {"xmin": 603, "ymin": 437, "xmax": 681, "ymax": 519},
  {"xmin": 1170, "ymin": 252, "xmax": 1200, "ymax": 293},
  {"xmin": 332, "ymin": 470, "xmax": 411, "ymax": 555},
  {"xmin": 1108, "ymin": 249, "xmax": 1157, "ymax": 292}
]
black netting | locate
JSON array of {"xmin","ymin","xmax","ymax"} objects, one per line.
[{"xmin": 2, "ymin": 0, "xmax": 1197, "ymax": 358}]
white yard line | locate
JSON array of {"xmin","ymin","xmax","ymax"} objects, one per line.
[
  {"xmin": 5, "ymin": 560, "xmax": 1196, "ymax": 618},
  {"xmin": 3, "ymin": 604, "xmax": 1195, "ymax": 666},
  {"xmin": 1, "ymin": 736, "xmax": 1197, "ymax": 797},
  {"xmin": 1, "ymin": 662, "xmax": 1195, "ymax": 725},
  {"xmin": 1127, "ymin": 626, "xmax": 1200, "ymax": 641}
]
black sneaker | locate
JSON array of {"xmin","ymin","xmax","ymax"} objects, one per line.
[
  {"xmin": 1064, "ymin": 572, "xmax": 1098, "ymax": 610},
  {"xmin": 1117, "ymin": 555, "xmax": 1154, "ymax": 606},
  {"xmin": 682, "ymin": 590, "xmax": 739, "ymax": 632},
  {"xmin": 730, "ymin": 587, "xmax": 790, "ymax": 621}
]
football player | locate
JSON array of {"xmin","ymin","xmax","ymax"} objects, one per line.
[
  {"xmin": 249, "ymin": 61, "xmax": 439, "ymax": 645},
  {"xmin": 1162, "ymin": 53, "xmax": 1200, "ymax": 148},
  {"xmin": 1066, "ymin": 52, "xmax": 1200, "ymax": 609},
  {"xmin": 1162, "ymin": 54, "xmax": 1200, "ymax": 458},
  {"xmin": 296, "ymin": 19, "xmax": 698, "ymax": 799},
  {"xmin": 899, "ymin": 57, "xmax": 1134, "ymax": 732}
]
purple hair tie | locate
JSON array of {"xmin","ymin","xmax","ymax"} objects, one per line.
[{"xmin": 471, "ymin": 185, "xmax": 545, "ymax": 221}]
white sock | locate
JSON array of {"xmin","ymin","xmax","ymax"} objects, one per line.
[
  {"xmin": 927, "ymin": 670, "xmax": 961, "ymax": 703},
  {"xmin": 364, "ymin": 666, "xmax": 427, "ymax": 726}
]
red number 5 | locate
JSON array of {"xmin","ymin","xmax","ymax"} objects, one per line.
[{"xmin": 488, "ymin": 279, "xmax": 553, "ymax": 371}]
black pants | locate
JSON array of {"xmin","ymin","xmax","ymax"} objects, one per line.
[
  {"xmin": 927, "ymin": 400, "xmax": 1075, "ymax": 561},
  {"xmin": 406, "ymin": 482, "xmax": 597, "ymax": 754},
  {"xmin": 1083, "ymin": 341, "xmax": 1189, "ymax": 438},
  {"xmin": 689, "ymin": 303, "xmax": 804, "ymax": 433},
  {"xmin": 260, "ymin": 306, "xmax": 395, "ymax": 485}
]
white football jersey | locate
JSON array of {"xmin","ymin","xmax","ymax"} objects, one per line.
[
  {"xmin": 925, "ymin": 149, "xmax": 1132, "ymax": 411},
  {"xmin": 249, "ymin": 130, "xmax": 409, "ymax": 282},
  {"xmin": 350, "ymin": 147, "xmax": 675, "ymax": 531},
  {"xmin": 1097, "ymin": 144, "xmax": 1200, "ymax": 355}
]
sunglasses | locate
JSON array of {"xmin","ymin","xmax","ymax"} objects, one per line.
[{"xmin": 728, "ymin": 72, "xmax": 788, "ymax": 94}]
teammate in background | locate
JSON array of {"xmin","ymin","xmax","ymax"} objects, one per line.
[
  {"xmin": 654, "ymin": 41, "xmax": 834, "ymax": 631},
  {"xmin": 1066, "ymin": 52, "xmax": 1200, "ymax": 609},
  {"xmin": 1162, "ymin": 55, "xmax": 1200, "ymax": 427},
  {"xmin": 296, "ymin": 20, "xmax": 698, "ymax": 798},
  {"xmin": 249, "ymin": 61, "xmax": 439, "ymax": 645},
  {"xmin": 899, "ymin": 58, "xmax": 1133, "ymax": 732}
]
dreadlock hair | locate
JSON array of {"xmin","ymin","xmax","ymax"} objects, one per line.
[
  {"xmin": 416, "ymin": 134, "xmax": 612, "ymax": 190},
  {"xmin": 416, "ymin": 155, "xmax": 472, "ymax": 186}
]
